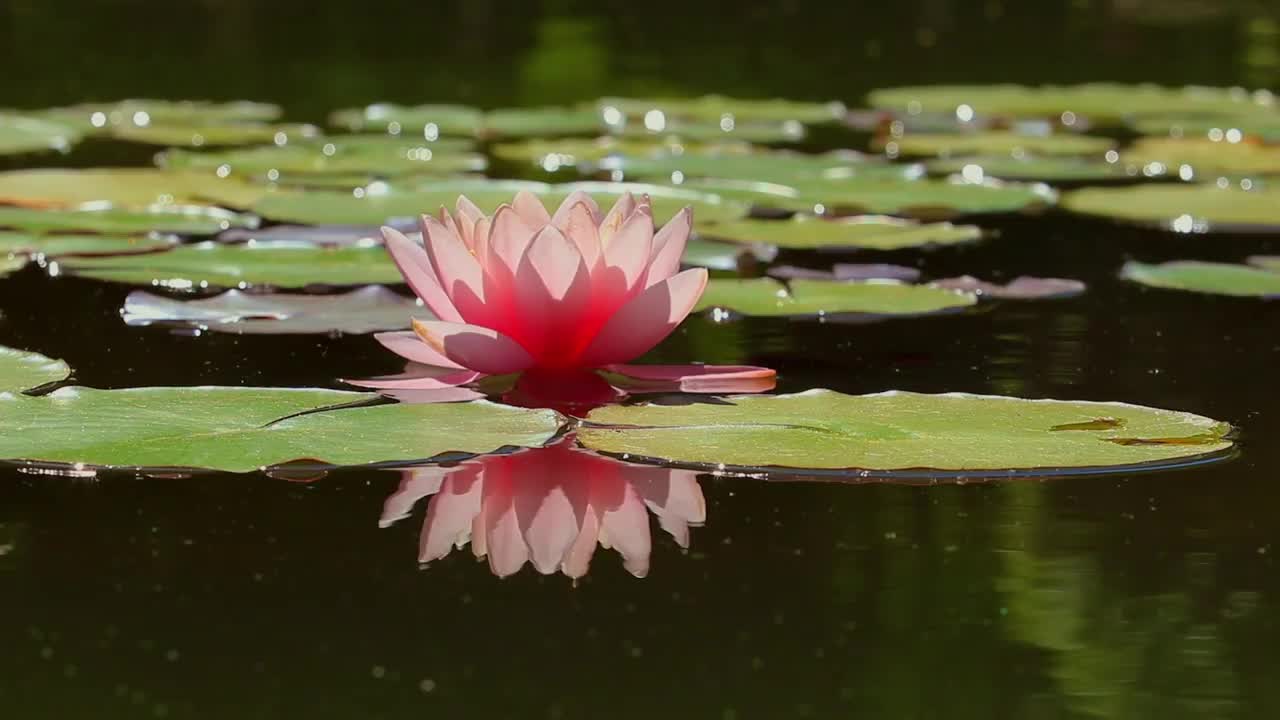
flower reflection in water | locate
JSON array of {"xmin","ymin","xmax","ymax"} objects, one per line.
[{"xmin": 379, "ymin": 435, "xmax": 705, "ymax": 579}]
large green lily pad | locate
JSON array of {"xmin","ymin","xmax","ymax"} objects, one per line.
[
  {"xmin": 0, "ymin": 231, "xmax": 176, "ymax": 258},
  {"xmin": 1121, "ymin": 260, "xmax": 1280, "ymax": 297},
  {"xmin": 1121, "ymin": 137, "xmax": 1280, "ymax": 176},
  {"xmin": 0, "ymin": 346, "xmax": 70, "ymax": 393},
  {"xmin": 161, "ymin": 135, "xmax": 484, "ymax": 183},
  {"xmin": 252, "ymin": 179, "xmax": 749, "ymax": 227},
  {"xmin": 694, "ymin": 277, "xmax": 976, "ymax": 317},
  {"xmin": 0, "ymin": 114, "xmax": 81, "ymax": 155},
  {"xmin": 596, "ymin": 96, "xmax": 845, "ymax": 124},
  {"xmin": 57, "ymin": 241, "xmax": 401, "ymax": 289},
  {"xmin": 926, "ymin": 155, "xmax": 1130, "ymax": 183},
  {"xmin": 328, "ymin": 103, "xmax": 485, "ymax": 137},
  {"xmin": 491, "ymin": 136, "xmax": 695, "ymax": 172},
  {"xmin": 680, "ymin": 237, "xmax": 775, "ymax": 271},
  {"xmin": 1062, "ymin": 184, "xmax": 1280, "ymax": 231},
  {"xmin": 876, "ymin": 131, "xmax": 1115, "ymax": 158},
  {"xmin": 608, "ymin": 150, "xmax": 907, "ymax": 184},
  {"xmin": 0, "ymin": 388, "xmax": 561, "ymax": 472},
  {"xmin": 123, "ymin": 286, "xmax": 422, "ymax": 334},
  {"xmin": 578, "ymin": 389, "xmax": 1234, "ymax": 472},
  {"xmin": 483, "ymin": 107, "xmax": 605, "ymax": 138},
  {"xmin": 0, "ymin": 169, "xmax": 268, "ymax": 210},
  {"xmin": 1249, "ymin": 255, "xmax": 1280, "ymax": 272},
  {"xmin": 43, "ymin": 99, "xmax": 282, "ymax": 130},
  {"xmin": 612, "ymin": 118, "xmax": 805, "ymax": 144},
  {"xmin": 698, "ymin": 215, "xmax": 982, "ymax": 250},
  {"xmin": 0, "ymin": 204, "xmax": 254, "ymax": 235},
  {"xmin": 111, "ymin": 122, "xmax": 319, "ymax": 147},
  {"xmin": 786, "ymin": 177, "xmax": 1056, "ymax": 217},
  {"xmin": 1129, "ymin": 113, "xmax": 1280, "ymax": 143},
  {"xmin": 866, "ymin": 84, "xmax": 1275, "ymax": 124}
]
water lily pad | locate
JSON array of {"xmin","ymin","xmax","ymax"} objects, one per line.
[
  {"xmin": 932, "ymin": 275, "xmax": 1087, "ymax": 299},
  {"xmin": 0, "ymin": 346, "xmax": 69, "ymax": 392},
  {"xmin": 698, "ymin": 215, "xmax": 983, "ymax": 250},
  {"xmin": 488, "ymin": 137, "xmax": 682, "ymax": 173},
  {"xmin": 681, "ymin": 237, "xmax": 775, "ymax": 271},
  {"xmin": 0, "ymin": 256, "xmax": 26, "ymax": 276},
  {"xmin": 216, "ymin": 223, "xmax": 402, "ymax": 247},
  {"xmin": 1121, "ymin": 137, "xmax": 1280, "ymax": 176},
  {"xmin": 1249, "ymin": 255, "xmax": 1280, "ymax": 272},
  {"xmin": 596, "ymin": 96, "xmax": 845, "ymax": 124},
  {"xmin": 0, "ymin": 169, "xmax": 267, "ymax": 210},
  {"xmin": 877, "ymin": 131, "xmax": 1115, "ymax": 157},
  {"xmin": 755, "ymin": 177, "xmax": 1056, "ymax": 217},
  {"xmin": 613, "ymin": 118, "xmax": 805, "ymax": 144},
  {"xmin": 56, "ymin": 241, "xmax": 400, "ymax": 289},
  {"xmin": 867, "ymin": 84, "xmax": 1275, "ymax": 124},
  {"xmin": 483, "ymin": 107, "xmax": 605, "ymax": 138},
  {"xmin": 768, "ymin": 263, "xmax": 922, "ymax": 282},
  {"xmin": 1120, "ymin": 260, "xmax": 1280, "ymax": 297},
  {"xmin": 578, "ymin": 389, "xmax": 1233, "ymax": 472},
  {"xmin": 123, "ymin": 286, "xmax": 422, "ymax": 334},
  {"xmin": 43, "ymin": 99, "xmax": 282, "ymax": 130},
  {"xmin": 0, "ymin": 204, "xmax": 254, "ymax": 235},
  {"xmin": 926, "ymin": 155, "xmax": 1131, "ymax": 182},
  {"xmin": 160, "ymin": 135, "xmax": 484, "ymax": 183},
  {"xmin": 0, "ymin": 231, "xmax": 176, "ymax": 258},
  {"xmin": 0, "ymin": 388, "xmax": 561, "ymax": 472},
  {"xmin": 694, "ymin": 278, "xmax": 976, "ymax": 317},
  {"xmin": 1062, "ymin": 184, "xmax": 1280, "ymax": 231},
  {"xmin": 252, "ymin": 179, "xmax": 749, "ymax": 227},
  {"xmin": 328, "ymin": 103, "xmax": 485, "ymax": 137},
  {"xmin": 606, "ymin": 150, "xmax": 904, "ymax": 184},
  {"xmin": 0, "ymin": 114, "xmax": 81, "ymax": 155},
  {"xmin": 1129, "ymin": 113, "xmax": 1280, "ymax": 143},
  {"xmin": 111, "ymin": 122, "xmax": 319, "ymax": 147}
]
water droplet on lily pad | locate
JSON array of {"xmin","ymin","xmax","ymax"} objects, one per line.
[
  {"xmin": 875, "ymin": 130, "xmax": 1115, "ymax": 158},
  {"xmin": 578, "ymin": 389, "xmax": 1234, "ymax": 473},
  {"xmin": 0, "ymin": 114, "xmax": 81, "ymax": 155},
  {"xmin": 0, "ymin": 346, "xmax": 70, "ymax": 393},
  {"xmin": 123, "ymin": 286, "xmax": 423, "ymax": 334}
]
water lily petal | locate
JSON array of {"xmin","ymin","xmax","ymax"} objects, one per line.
[
  {"xmin": 412, "ymin": 319, "xmax": 536, "ymax": 374},
  {"xmin": 561, "ymin": 201, "xmax": 602, "ymax": 269},
  {"xmin": 371, "ymin": 330, "xmax": 465, "ymax": 369},
  {"xmin": 420, "ymin": 467, "xmax": 484, "ymax": 563},
  {"xmin": 381, "ymin": 227, "xmax": 463, "ymax": 323},
  {"xmin": 479, "ymin": 474, "xmax": 530, "ymax": 578},
  {"xmin": 519, "ymin": 481, "xmax": 580, "ymax": 575},
  {"xmin": 513, "ymin": 225, "xmax": 592, "ymax": 360},
  {"xmin": 599, "ymin": 192, "xmax": 636, "ymax": 245},
  {"xmin": 343, "ymin": 365, "xmax": 480, "ymax": 390},
  {"xmin": 578, "ymin": 268, "xmax": 708, "ymax": 366},
  {"xmin": 487, "ymin": 204, "xmax": 538, "ymax": 279},
  {"xmin": 646, "ymin": 206, "xmax": 692, "ymax": 287},
  {"xmin": 381, "ymin": 386, "xmax": 487, "ymax": 404},
  {"xmin": 422, "ymin": 214, "xmax": 488, "ymax": 321},
  {"xmin": 602, "ymin": 203, "xmax": 654, "ymax": 294},
  {"xmin": 551, "ymin": 190, "xmax": 600, "ymax": 228},
  {"xmin": 600, "ymin": 483, "xmax": 652, "ymax": 578},
  {"xmin": 512, "ymin": 190, "xmax": 552, "ymax": 227},
  {"xmin": 606, "ymin": 363, "xmax": 776, "ymax": 393}
]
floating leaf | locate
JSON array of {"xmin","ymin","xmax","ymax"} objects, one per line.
[
  {"xmin": 0, "ymin": 389, "xmax": 561, "ymax": 472},
  {"xmin": 252, "ymin": 179, "xmax": 748, "ymax": 227},
  {"xmin": 768, "ymin": 264, "xmax": 922, "ymax": 282},
  {"xmin": 216, "ymin": 223, "xmax": 403, "ymax": 247},
  {"xmin": 0, "ymin": 169, "xmax": 267, "ymax": 210},
  {"xmin": 877, "ymin": 131, "xmax": 1115, "ymax": 157},
  {"xmin": 607, "ymin": 150, "xmax": 907, "ymax": 184},
  {"xmin": 1249, "ymin": 255, "xmax": 1280, "ymax": 272},
  {"xmin": 0, "ymin": 256, "xmax": 26, "ymax": 276},
  {"xmin": 329, "ymin": 103, "xmax": 484, "ymax": 136},
  {"xmin": 1129, "ymin": 113, "xmax": 1280, "ymax": 143},
  {"xmin": 123, "ymin": 286, "xmax": 422, "ymax": 334},
  {"xmin": 0, "ymin": 204, "xmax": 254, "ymax": 235},
  {"xmin": 1121, "ymin": 260, "xmax": 1280, "ymax": 297},
  {"xmin": 926, "ymin": 155, "xmax": 1131, "ymax": 182},
  {"xmin": 578, "ymin": 389, "xmax": 1233, "ymax": 472},
  {"xmin": 1121, "ymin": 137, "xmax": 1280, "ymax": 176},
  {"xmin": 681, "ymin": 237, "xmax": 775, "ymax": 271},
  {"xmin": 110, "ymin": 122, "xmax": 319, "ymax": 147},
  {"xmin": 698, "ymin": 215, "xmax": 983, "ymax": 250},
  {"xmin": 43, "ymin": 99, "xmax": 281, "ymax": 130},
  {"xmin": 694, "ymin": 278, "xmax": 975, "ymax": 318},
  {"xmin": 867, "ymin": 84, "xmax": 1275, "ymax": 124},
  {"xmin": 161, "ymin": 135, "xmax": 484, "ymax": 184},
  {"xmin": 749, "ymin": 177, "xmax": 1055, "ymax": 217},
  {"xmin": 1062, "ymin": 184, "xmax": 1280, "ymax": 231},
  {"xmin": 613, "ymin": 118, "xmax": 805, "ymax": 144},
  {"xmin": 483, "ymin": 107, "xmax": 604, "ymax": 138},
  {"xmin": 0, "ymin": 231, "xmax": 176, "ymax": 258},
  {"xmin": 0, "ymin": 346, "xmax": 69, "ymax": 393},
  {"xmin": 0, "ymin": 114, "xmax": 80, "ymax": 155},
  {"xmin": 596, "ymin": 96, "xmax": 845, "ymax": 124},
  {"xmin": 932, "ymin": 275, "xmax": 1087, "ymax": 299},
  {"xmin": 57, "ymin": 241, "xmax": 400, "ymax": 289}
]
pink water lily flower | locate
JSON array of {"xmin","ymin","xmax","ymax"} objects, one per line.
[{"xmin": 358, "ymin": 190, "xmax": 774, "ymax": 400}]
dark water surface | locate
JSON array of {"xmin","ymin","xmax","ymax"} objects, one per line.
[{"xmin": 2, "ymin": 2, "xmax": 1279, "ymax": 718}]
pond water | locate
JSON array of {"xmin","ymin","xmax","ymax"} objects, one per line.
[{"xmin": 2, "ymin": 2, "xmax": 1279, "ymax": 718}]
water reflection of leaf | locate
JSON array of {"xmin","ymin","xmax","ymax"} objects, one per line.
[{"xmin": 378, "ymin": 435, "xmax": 705, "ymax": 579}]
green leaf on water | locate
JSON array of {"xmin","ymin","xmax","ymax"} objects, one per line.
[
  {"xmin": 110, "ymin": 122, "xmax": 320, "ymax": 147},
  {"xmin": 160, "ymin": 135, "xmax": 484, "ymax": 184},
  {"xmin": 1129, "ymin": 113, "xmax": 1280, "ymax": 143},
  {"xmin": 1062, "ymin": 184, "xmax": 1280, "ymax": 231},
  {"xmin": 0, "ymin": 169, "xmax": 268, "ymax": 210},
  {"xmin": 1121, "ymin": 260, "xmax": 1280, "ymax": 297},
  {"xmin": 698, "ymin": 215, "xmax": 983, "ymax": 250},
  {"xmin": 788, "ymin": 177, "xmax": 1056, "ymax": 218},
  {"xmin": 595, "ymin": 96, "xmax": 845, "ymax": 124},
  {"xmin": 0, "ymin": 114, "xmax": 81, "ymax": 155},
  {"xmin": 866, "ymin": 84, "xmax": 1275, "ymax": 124},
  {"xmin": 0, "ymin": 204, "xmax": 254, "ymax": 235},
  {"xmin": 483, "ymin": 107, "xmax": 605, "ymax": 138},
  {"xmin": 328, "ymin": 103, "xmax": 485, "ymax": 137},
  {"xmin": 43, "ymin": 99, "xmax": 282, "ymax": 130},
  {"xmin": 56, "ymin": 241, "xmax": 400, "ymax": 289},
  {"xmin": 123, "ymin": 285, "xmax": 423, "ymax": 334},
  {"xmin": 0, "ymin": 346, "xmax": 70, "ymax": 393},
  {"xmin": 680, "ymin": 237, "xmax": 775, "ymax": 271},
  {"xmin": 926, "ymin": 155, "xmax": 1131, "ymax": 183},
  {"xmin": 0, "ymin": 231, "xmax": 176, "ymax": 258},
  {"xmin": 694, "ymin": 277, "xmax": 976, "ymax": 317},
  {"xmin": 1249, "ymin": 255, "xmax": 1280, "ymax": 272},
  {"xmin": 877, "ymin": 131, "xmax": 1115, "ymax": 157},
  {"xmin": 0, "ymin": 388, "xmax": 562, "ymax": 472},
  {"xmin": 578, "ymin": 389, "xmax": 1234, "ymax": 471},
  {"xmin": 1121, "ymin": 137, "xmax": 1280, "ymax": 176}
]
